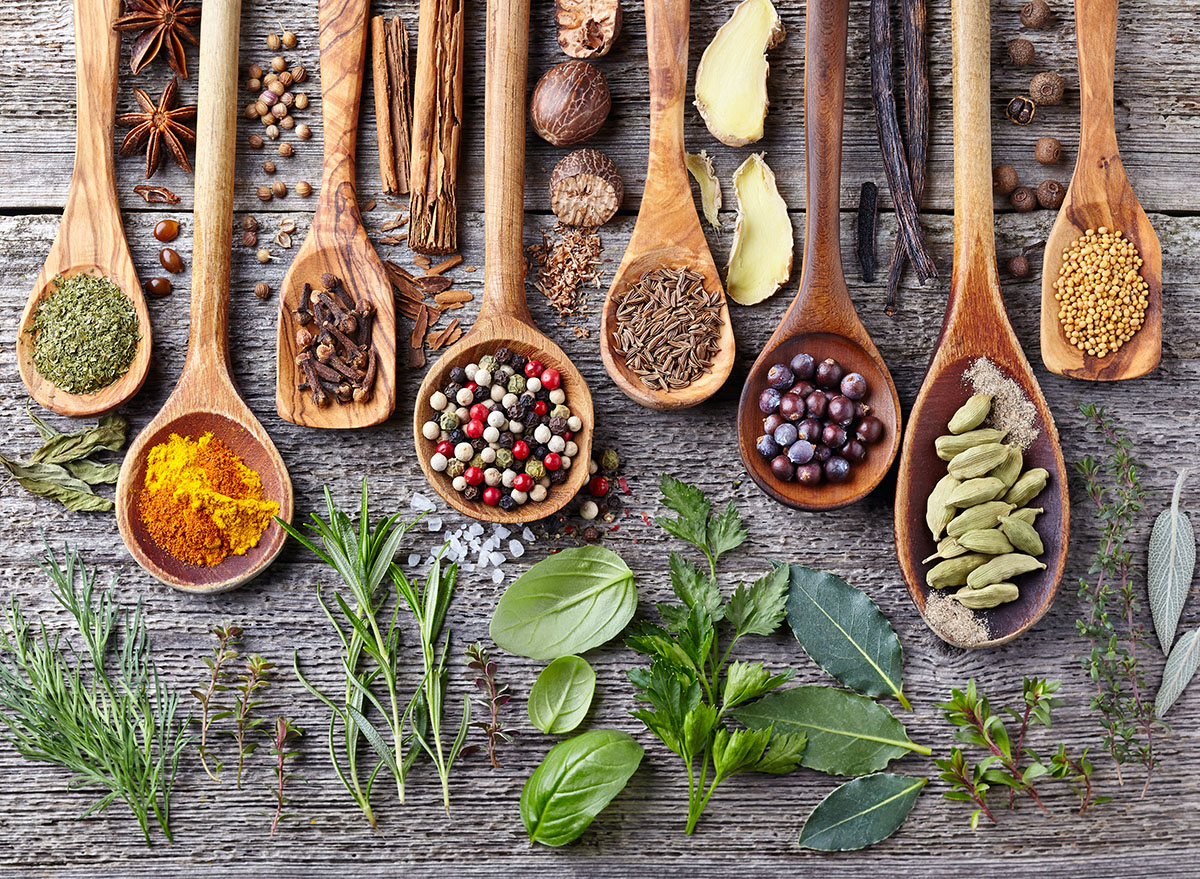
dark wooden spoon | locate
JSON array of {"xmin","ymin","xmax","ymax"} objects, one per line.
[
  {"xmin": 893, "ymin": 0, "xmax": 1069, "ymax": 648},
  {"xmin": 736, "ymin": 0, "xmax": 900, "ymax": 512}
]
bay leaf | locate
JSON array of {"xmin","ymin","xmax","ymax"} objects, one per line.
[
  {"xmin": 1155, "ymin": 628, "xmax": 1200, "ymax": 717},
  {"xmin": 0, "ymin": 455, "xmax": 112, "ymax": 512},
  {"xmin": 31, "ymin": 413, "xmax": 128, "ymax": 466},
  {"xmin": 798, "ymin": 773, "xmax": 926, "ymax": 851},
  {"xmin": 785, "ymin": 565, "xmax": 909, "ymax": 708},
  {"xmin": 65, "ymin": 459, "xmax": 121, "ymax": 485},
  {"xmin": 1149, "ymin": 468, "xmax": 1196, "ymax": 653},
  {"xmin": 732, "ymin": 685, "xmax": 930, "ymax": 776}
]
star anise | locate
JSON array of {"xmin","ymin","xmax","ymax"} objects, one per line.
[
  {"xmin": 113, "ymin": 0, "xmax": 201, "ymax": 79},
  {"xmin": 118, "ymin": 77, "xmax": 197, "ymax": 179}
]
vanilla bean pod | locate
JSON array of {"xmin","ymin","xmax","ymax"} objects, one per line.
[
  {"xmin": 869, "ymin": 0, "xmax": 936, "ymax": 286},
  {"xmin": 857, "ymin": 181, "xmax": 879, "ymax": 282}
]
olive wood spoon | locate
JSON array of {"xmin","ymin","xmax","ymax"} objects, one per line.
[
  {"xmin": 893, "ymin": 0, "xmax": 1068, "ymax": 648},
  {"xmin": 735, "ymin": 0, "xmax": 900, "ymax": 512},
  {"xmin": 275, "ymin": 0, "xmax": 397, "ymax": 428},
  {"xmin": 116, "ymin": 0, "xmax": 294, "ymax": 593},
  {"xmin": 17, "ymin": 0, "xmax": 151, "ymax": 417},
  {"xmin": 1040, "ymin": 0, "xmax": 1161, "ymax": 381},
  {"xmin": 412, "ymin": 0, "xmax": 593, "ymax": 525},
  {"xmin": 598, "ymin": 0, "xmax": 734, "ymax": 411}
]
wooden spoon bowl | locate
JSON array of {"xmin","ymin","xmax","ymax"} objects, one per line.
[
  {"xmin": 411, "ymin": 0, "xmax": 593, "ymax": 525},
  {"xmin": 599, "ymin": 0, "xmax": 734, "ymax": 411},
  {"xmin": 17, "ymin": 0, "xmax": 151, "ymax": 418},
  {"xmin": 736, "ymin": 0, "xmax": 900, "ymax": 512},
  {"xmin": 1040, "ymin": 0, "xmax": 1161, "ymax": 381}
]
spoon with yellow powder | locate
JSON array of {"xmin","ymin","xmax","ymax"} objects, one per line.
[{"xmin": 115, "ymin": 0, "xmax": 293, "ymax": 592}]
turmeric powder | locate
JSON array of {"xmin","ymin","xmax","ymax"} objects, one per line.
[{"xmin": 139, "ymin": 432, "xmax": 279, "ymax": 566}]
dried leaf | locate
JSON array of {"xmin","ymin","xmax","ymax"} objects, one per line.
[
  {"xmin": 29, "ymin": 413, "xmax": 128, "ymax": 464},
  {"xmin": 0, "ymin": 455, "xmax": 112, "ymax": 512},
  {"xmin": 1149, "ymin": 468, "xmax": 1196, "ymax": 653},
  {"xmin": 1155, "ymin": 628, "xmax": 1200, "ymax": 717}
]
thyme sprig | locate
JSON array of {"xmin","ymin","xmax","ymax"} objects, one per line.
[
  {"xmin": 266, "ymin": 716, "xmax": 303, "ymax": 837},
  {"xmin": 464, "ymin": 642, "xmax": 515, "ymax": 768},
  {"xmin": 191, "ymin": 623, "xmax": 241, "ymax": 783},
  {"xmin": 227, "ymin": 654, "xmax": 273, "ymax": 788}
]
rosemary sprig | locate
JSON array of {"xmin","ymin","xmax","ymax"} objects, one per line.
[
  {"xmin": 0, "ymin": 545, "xmax": 190, "ymax": 844},
  {"xmin": 190, "ymin": 623, "xmax": 241, "ymax": 783},
  {"xmin": 227, "ymin": 654, "xmax": 273, "ymax": 788},
  {"xmin": 464, "ymin": 642, "xmax": 515, "ymax": 768},
  {"xmin": 266, "ymin": 716, "xmax": 303, "ymax": 836}
]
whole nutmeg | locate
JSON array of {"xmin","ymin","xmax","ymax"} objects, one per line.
[
  {"xmin": 1006, "ymin": 95, "xmax": 1037, "ymax": 125},
  {"xmin": 279, "ymin": 141, "xmax": 295, "ymax": 158},
  {"xmin": 272, "ymin": 180, "xmax": 288, "ymax": 198},
  {"xmin": 530, "ymin": 60, "xmax": 611, "ymax": 147},
  {"xmin": 1020, "ymin": 0, "xmax": 1052, "ymax": 28},
  {"xmin": 242, "ymin": 230, "xmax": 258, "ymax": 247},
  {"xmin": 296, "ymin": 180, "xmax": 313, "ymax": 197},
  {"xmin": 242, "ymin": 215, "xmax": 260, "ymax": 232},
  {"xmin": 1029, "ymin": 71, "xmax": 1066, "ymax": 106},
  {"xmin": 1007, "ymin": 38, "xmax": 1035, "ymax": 66},
  {"xmin": 556, "ymin": 0, "xmax": 622, "ymax": 58},
  {"xmin": 254, "ymin": 281, "xmax": 271, "ymax": 300},
  {"xmin": 1008, "ymin": 254, "xmax": 1032, "ymax": 278},
  {"xmin": 1035, "ymin": 136, "xmax": 1063, "ymax": 164},
  {"xmin": 257, "ymin": 185, "xmax": 273, "ymax": 202},
  {"xmin": 1010, "ymin": 186, "xmax": 1038, "ymax": 212},
  {"xmin": 993, "ymin": 164, "xmax": 1020, "ymax": 195},
  {"xmin": 1036, "ymin": 179, "xmax": 1066, "ymax": 209}
]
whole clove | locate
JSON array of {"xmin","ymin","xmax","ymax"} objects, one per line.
[
  {"xmin": 291, "ymin": 275, "xmax": 377, "ymax": 408},
  {"xmin": 856, "ymin": 182, "xmax": 879, "ymax": 282}
]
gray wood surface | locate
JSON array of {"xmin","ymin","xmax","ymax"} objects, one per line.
[{"xmin": 1, "ymin": 0, "xmax": 1198, "ymax": 875}]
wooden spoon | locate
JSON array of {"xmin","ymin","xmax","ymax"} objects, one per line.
[
  {"xmin": 411, "ymin": 0, "xmax": 593, "ymax": 525},
  {"xmin": 116, "ymin": 0, "xmax": 294, "ymax": 593},
  {"xmin": 735, "ymin": 0, "xmax": 900, "ymax": 512},
  {"xmin": 893, "ymin": 0, "xmax": 1069, "ymax": 648},
  {"xmin": 275, "ymin": 0, "xmax": 397, "ymax": 428},
  {"xmin": 1040, "ymin": 0, "xmax": 1161, "ymax": 381},
  {"xmin": 599, "ymin": 0, "xmax": 734, "ymax": 411},
  {"xmin": 17, "ymin": 0, "xmax": 151, "ymax": 418}
]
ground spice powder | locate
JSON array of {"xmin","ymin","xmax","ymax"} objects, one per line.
[{"xmin": 139, "ymin": 433, "xmax": 279, "ymax": 566}]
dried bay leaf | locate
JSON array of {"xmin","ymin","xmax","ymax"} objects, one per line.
[
  {"xmin": 797, "ymin": 773, "xmax": 926, "ymax": 851},
  {"xmin": 1155, "ymin": 628, "xmax": 1200, "ymax": 717},
  {"xmin": 0, "ymin": 455, "xmax": 113, "ymax": 512},
  {"xmin": 31, "ymin": 413, "xmax": 128, "ymax": 465},
  {"xmin": 1149, "ymin": 468, "xmax": 1196, "ymax": 653},
  {"xmin": 65, "ymin": 459, "xmax": 121, "ymax": 485}
]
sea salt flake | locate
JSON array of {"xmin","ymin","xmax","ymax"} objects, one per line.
[
  {"xmin": 509, "ymin": 540, "xmax": 525, "ymax": 558},
  {"xmin": 411, "ymin": 493, "xmax": 436, "ymax": 512},
  {"xmin": 407, "ymin": 553, "xmax": 421, "ymax": 566},
  {"xmin": 522, "ymin": 527, "xmax": 535, "ymax": 542},
  {"xmin": 468, "ymin": 523, "xmax": 485, "ymax": 537},
  {"xmin": 494, "ymin": 526, "xmax": 511, "ymax": 540},
  {"xmin": 490, "ymin": 551, "xmax": 505, "ymax": 567},
  {"xmin": 491, "ymin": 568, "xmax": 505, "ymax": 584}
]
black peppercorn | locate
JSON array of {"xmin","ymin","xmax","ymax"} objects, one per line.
[
  {"xmin": 507, "ymin": 404, "xmax": 527, "ymax": 421},
  {"xmin": 1011, "ymin": 186, "xmax": 1038, "ymax": 212},
  {"xmin": 1008, "ymin": 254, "xmax": 1032, "ymax": 278},
  {"xmin": 443, "ymin": 381, "xmax": 461, "ymax": 399},
  {"xmin": 1006, "ymin": 95, "xmax": 1037, "ymax": 125},
  {"xmin": 533, "ymin": 445, "xmax": 550, "ymax": 460},
  {"xmin": 470, "ymin": 437, "xmax": 487, "ymax": 452},
  {"xmin": 498, "ymin": 432, "xmax": 515, "ymax": 449},
  {"xmin": 473, "ymin": 386, "xmax": 490, "ymax": 403},
  {"xmin": 495, "ymin": 346, "xmax": 512, "ymax": 364},
  {"xmin": 499, "ymin": 495, "xmax": 517, "ymax": 512},
  {"xmin": 1029, "ymin": 71, "xmax": 1065, "ymax": 106},
  {"xmin": 548, "ymin": 416, "xmax": 568, "ymax": 434},
  {"xmin": 582, "ymin": 525, "xmax": 601, "ymax": 541},
  {"xmin": 463, "ymin": 485, "xmax": 481, "ymax": 502},
  {"xmin": 448, "ymin": 429, "xmax": 466, "ymax": 445},
  {"xmin": 550, "ymin": 469, "xmax": 568, "ymax": 485},
  {"xmin": 1036, "ymin": 179, "xmax": 1066, "ymax": 209},
  {"xmin": 1020, "ymin": 0, "xmax": 1052, "ymax": 28},
  {"xmin": 449, "ymin": 366, "xmax": 468, "ymax": 384},
  {"xmin": 519, "ymin": 393, "xmax": 536, "ymax": 408},
  {"xmin": 510, "ymin": 354, "xmax": 527, "ymax": 373}
]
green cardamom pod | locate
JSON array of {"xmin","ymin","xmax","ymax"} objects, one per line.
[
  {"xmin": 935, "ymin": 428, "xmax": 1009, "ymax": 461},
  {"xmin": 927, "ymin": 553, "xmax": 992, "ymax": 590},
  {"xmin": 966, "ymin": 553, "xmax": 1047, "ymax": 589},
  {"xmin": 948, "ymin": 444, "xmax": 1011, "ymax": 480},
  {"xmin": 948, "ymin": 394, "xmax": 993, "ymax": 435},
  {"xmin": 956, "ymin": 528, "xmax": 1016, "ymax": 555},
  {"xmin": 947, "ymin": 501, "xmax": 1017, "ymax": 538},
  {"xmin": 946, "ymin": 477, "xmax": 1007, "ymax": 508},
  {"xmin": 998, "ymin": 515, "xmax": 1044, "ymax": 555},
  {"xmin": 1004, "ymin": 468, "xmax": 1050, "ymax": 507},
  {"xmin": 989, "ymin": 445, "xmax": 1024, "ymax": 489},
  {"xmin": 926, "ymin": 474, "xmax": 961, "ymax": 540},
  {"xmin": 952, "ymin": 582, "xmax": 1020, "ymax": 609},
  {"xmin": 923, "ymin": 536, "xmax": 968, "ymax": 564},
  {"xmin": 1010, "ymin": 506, "xmax": 1044, "ymax": 525}
]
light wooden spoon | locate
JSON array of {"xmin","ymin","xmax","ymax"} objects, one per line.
[
  {"xmin": 1040, "ymin": 0, "xmax": 1161, "ymax": 381},
  {"xmin": 736, "ymin": 0, "xmax": 900, "ymax": 512},
  {"xmin": 411, "ymin": 0, "xmax": 593, "ymax": 525},
  {"xmin": 17, "ymin": 0, "xmax": 151, "ymax": 418},
  {"xmin": 598, "ymin": 0, "xmax": 734, "ymax": 411},
  {"xmin": 893, "ymin": 0, "xmax": 1069, "ymax": 648},
  {"xmin": 116, "ymin": 0, "xmax": 294, "ymax": 593},
  {"xmin": 275, "ymin": 0, "xmax": 397, "ymax": 428}
]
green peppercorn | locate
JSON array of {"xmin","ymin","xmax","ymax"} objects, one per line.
[
  {"xmin": 478, "ymin": 354, "xmax": 499, "ymax": 373},
  {"xmin": 600, "ymin": 448, "xmax": 621, "ymax": 472},
  {"xmin": 495, "ymin": 449, "xmax": 515, "ymax": 469},
  {"xmin": 447, "ymin": 459, "xmax": 466, "ymax": 478},
  {"xmin": 507, "ymin": 375, "xmax": 527, "ymax": 394},
  {"xmin": 526, "ymin": 460, "xmax": 547, "ymax": 480},
  {"xmin": 439, "ymin": 412, "xmax": 459, "ymax": 430},
  {"xmin": 551, "ymin": 403, "xmax": 571, "ymax": 419},
  {"xmin": 470, "ymin": 454, "xmax": 485, "ymax": 470}
]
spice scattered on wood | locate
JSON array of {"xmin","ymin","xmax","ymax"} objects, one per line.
[
  {"xmin": 856, "ymin": 181, "xmax": 878, "ymax": 283},
  {"xmin": 555, "ymin": 0, "xmax": 622, "ymax": 58},
  {"xmin": 923, "ymin": 591, "xmax": 990, "ymax": 646},
  {"xmin": 528, "ymin": 224, "xmax": 604, "ymax": 319},
  {"xmin": 291, "ymin": 274, "xmax": 379, "ymax": 407},
  {"xmin": 427, "ymin": 254, "xmax": 463, "ymax": 275},
  {"xmin": 112, "ymin": 0, "xmax": 201, "ymax": 78},
  {"xmin": 371, "ymin": 15, "xmax": 413, "ymax": 196},
  {"xmin": 118, "ymin": 77, "xmax": 197, "ymax": 178},
  {"xmin": 1053, "ymin": 227, "xmax": 1148, "ymax": 359},
  {"xmin": 132, "ymin": 184, "xmax": 180, "ymax": 204},
  {"xmin": 963, "ymin": 357, "xmax": 1038, "ymax": 449},
  {"xmin": 684, "ymin": 151, "xmax": 723, "ymax": 230}
]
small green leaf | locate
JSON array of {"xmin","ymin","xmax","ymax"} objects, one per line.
[
  {"xmin": 528, "ymin": 656, "xmax": 596, "ymax": 735},
  {"xmin": 669, "ymin": 553, "xmax": 723, "ymax": 621},
  {"xmin": 798, "ymin": 774, "xmax": 926, "ymax": 851},
  {"xmin": 721, "ymin": 660, "xmax": 794, "ymax": 711},
  {"xmin": 1156, "ymin": 628, "xmax": 1200, "ymax": 717},
  {"xmin": 656, "ymin": 475, "xmax": 710, "ymax": 550},
  {"xmin": 752, "ymin": 731, "xmax": 807, "ymax": 774},
  {"xmin": 1149, "ymin": 468, "xmax": 1196, "ymax": 653},
  {"xmin": 711, "ymin": 726, "xmax": 773, "ymax": 781},
  {"xmin": 705, "ymin": 500, "xmax": 748, "ymax": 564},
  {"xmin": 725, "ymin": 564, "xmax": 789, "ymax": 638}
]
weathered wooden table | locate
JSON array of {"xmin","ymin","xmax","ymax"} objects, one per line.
[{"xmin": 1, "ymin": 0, "xmax": 1198, "ymax": 874}]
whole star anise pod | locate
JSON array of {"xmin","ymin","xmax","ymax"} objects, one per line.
[
  {"xmin": 113, "ymin": 0, "xmax": 201, "ymax": 79},
  {"xmin": 118, "ymin": 77, "xmax": 197, "ymax": 178}
]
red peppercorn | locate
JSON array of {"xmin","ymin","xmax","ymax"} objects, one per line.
[
  {"xmin": 588, "ymin": 475, "xmax": 609, "ymax": 497},
  {"xmin": 540, "ymin": 368, "xmax": 561, "ymax": 390},
  {"xmin": 513, "ymin": 473, "xmax": 533, "ymax": 492},
  {"xmin": 512, "ymin": 441, "xmax": 530, "ymax": 460},
  {"xmin": 435, "ymin": 440, "xmax": 454, "ymax": 457},
  {"xmin": 469, "ymin": 403, "xmax": 490, "ymax": 422},
  {"xmin": 464, "ymin": 466, "xmax": 484, "ymax": 486},
  {"xmin": 482, "ymin": 487, "xmax": 501, "ymax": 506},
  {"xmin": 465, "ymin": 419, "xmax": 485, "ymax": 439},
  {"xmin": 534, "ymin": 400, "xmax": 548, "ymax": 416},
  {"xmin": 466, "ymin": 382, "xmax": 478, "ymax": 392},
  {"xmin": 544, "ymin": 452, "xmax": 562, "ymax": 471},
  {"xmin": 563, "ymin": 430, "xmax": 573, "ymax": 441},
  {"xmin": 525, "ymin": 360, "xmax": 544, "ymax": 378}
]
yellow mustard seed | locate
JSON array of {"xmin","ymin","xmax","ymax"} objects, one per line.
[{"xmin": 1053, "ymin": 227, "xmax": 1149, "ymax": 358}]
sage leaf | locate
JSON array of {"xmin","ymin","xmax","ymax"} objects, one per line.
[
  {"xmin": 0, "ymin": 455, "xmax": 112, "ymax": 512},
  {"xmin": 1149, "ymin": 468, "xmax": 1196, "ymax": 653},
  {"xmin": 798, "ymin": 773, "xmax": 926, "ymax": 851},
  {"xmin": 490, "ymin": 546, "xmax": 637, "ymax": 660},
  {"xmin": 785, "ymin": 565, "xmax": 910, "ymax": 708},
  {"xmin": 520, "ymin": 729, "xmax": 643, "ymax": 846},
  {"xmin": 528, "ymin": 655, "xmax": 596, "ymax": 734},
  {"xmin": 732, "ymin": 686, "xmax": 930, "ymax": 776},
  {"xmin": 1155, "ymin": 628, "xmax": 1200, "ymax": 717}
]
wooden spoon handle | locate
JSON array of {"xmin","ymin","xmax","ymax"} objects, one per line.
[
  {"xmin": 1075, "ymin": 0, "xmax": 1120, "ymax": 158},
  {"xmin": 643, "ymin": 0, "xmax": 690, "ymax": 195},
  {"xmin": 186, "ymin": 0, "xmax": 241, "ymax": 370},
  {"xmin": 68, "ymin": 0, "xmax": 122, "ymax": 213},
  {"xmin": 478, "ymin": 0, "xmax": 533, "ymax": 325},
  {"xmin": 317, "ymin": 0, "xmax": 369, "ymax": 190}
]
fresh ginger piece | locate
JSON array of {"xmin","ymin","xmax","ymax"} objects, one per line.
[
  {"xmin": 685, "ymin": 151, "xmax": 723, "ymax": 230},
  {"xmin": 693, "ymin": 0, "xmax": 785, "ymax": 147},
  {"xmin": 726, "ymin": 154, "xmax": 793, "ymax": 306}
]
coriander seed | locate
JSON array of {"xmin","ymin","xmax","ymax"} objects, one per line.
[
  {"xmin": 263, "ymin": 71, "xmax": 278, "ymax": 85},
  {"xmin": 254, "ymin": 281, "xmax": 271, "ymax": 299},
  {"xmin": 294, "ymin": 92, "xmax": 309, "ymax": 110},
  {"xmin": 296, "ymin": 181, "xmax": 312, "ymax": 197},
  {"xmin": 242, "ymin": 230, "xmax": 258, "ymax": 247},
  {"xmin": 268, "ymin": 80, "xmax": 285, "ymax": 96},
  {"xmin": 291, "ymin": 65, "xmax": 307, "ymax": 83},
  {"xmin": 270, "ymin": 103, "xmax": 288, "ymax": 120},
  {"xmin": 266, "ymin": 124, "xmax": 280, "ymax": 139},
  {"xmin": 244, "ymin": 103, "xmax": 259, "ymax": 119},
  {"xmin": 280, "ymin": 91, "xmax": 295, "ymax": 107},
  {"xmin": 279, "ymin": 116, "xmax": 295, "ymax": 130},
  {"xmin": 296, "ymin": 123, "xmax": 311, "ymax": 139},
  {"xmin": 272, "ymin": 180, "xmax": 288, "ymax": 198},
  {"xmin": 257, "ymin": 248, "xmax": 273, "ymax": 264},
  {"xmin": 249, "ymin": 133, "xmax": 264, "ymax": 149},
  {"xmin": 248, "ymin": 63, "xmax": 264, "ymax": 79},
  {"xmin": 254, "ymin": 99, "xmax": 270, "ymax": 116},
  {"xmin": 263, "ymin": 160, "xmax": 277, "ymax": 174},
  {"xmin": 266, "ymin": 32, "xmax": 282, "ymax": 51},
  {"xmin": 271, "ymin": 55, "xmax": 287, "ymax": 72},
  {"xmin": 243, "ymin": 216, "xmax": 259, "ymax": 232},
  {"xmin": 278, "ymin": 71, "xmax": 293, "ymax": 87},
  {"xmin": 278, "ymin": 142, "xmax": 294, "ymax": 157},
  {"xmin": 247, "ymin": 77, "xmax": 261, "ymax": 91},
  {"xmin": 257, "ymin": 185, "xmax": 273, "ymax": 202},
  {"xmin": 281, "ymin": 30, "xmax": 297, "ymax": 48}
]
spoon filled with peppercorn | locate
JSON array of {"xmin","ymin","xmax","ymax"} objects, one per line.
[
  {"xmin": 116, "ymin": 0, "xmax": 294, "ymax": 593},
  {"xmin": 411, "ymin": 0, "xmax": 593, "ymax": 524},
  {"xmin": 736, "ymin": 0, "xmax": 901, "ymax": 512},
  {"xmin": 274, "ymin": 0, "xmax": 397, "ymax": 428},
  {"xmin": 17, "ymin": 0, "xmax": 152, "ymax": 418},
  {"xmin": 1039, "ymin": 0, "xmax": 1161, "ymax": 381}
]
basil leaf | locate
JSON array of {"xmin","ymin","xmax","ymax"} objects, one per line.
[
  {"xmin": 1149, "ymin": 468, "xmax": 1196, "ymax": 653},
  {"xmin": 785, "ymin": 565, "xmax": 910, "ymax": 708},
  {"xmin": 528, "ymin": 655, "xmax": 596, "ymax": 734},
  {"xmin": 0, "ymin": 455, "xmax": 112, "ymax": 512},
  {"xmin": 798, "ymin": 773, "xmax": 926, "ymax": 851},
  {"xmin": 520, "ymin": 729, "xmax": 643, "ymax": 846},
  {"xmin": 1155, "ymin": 628, "xmax": 1200, "ymax": 717},
  {"xmin": 490, "ymin": 546, "xmax": 637, "ymax": 660},
  {"xmin": 732, "ymin": 686, "xmax": 930, "ymax": 776}
]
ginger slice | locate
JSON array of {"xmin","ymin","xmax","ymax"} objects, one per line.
[
  {"xmin": 694, "ymin": 0, "xmax": 785, "ymax": 147},
  {"xmin": 685, "ymin": 151, "xmax": 723, "ymax": 230},
  {"xmin": 726, "ymin": 153, "xmax": 793, "ymax": 306}
]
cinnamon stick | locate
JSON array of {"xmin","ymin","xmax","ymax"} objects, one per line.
[
  {"xmin": 371, "ymin": 16, "xmax": 412, "ymax": 196},
  {"xmin": 408, "ymin": 0, "xmax": 465, "ymax": 255}
]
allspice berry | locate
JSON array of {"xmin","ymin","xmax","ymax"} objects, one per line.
[
  {"xmin": 296, "ymin": 181, "xmax": 313, "ymax": 197},
  {"xmin": 254, "ymin": 281, "xmax": 271, "ymax": 299},
  {"xmin": 263, "ymin": 160, "xmax": 277, "ymax": 174},
  {"xmin": 272, "ymin": 180, "xmax": 288, "ymax": 198},
  {"xmin": 1010, "ymin": 186, "xmax": 1038, "ymax": 212},
  {"xmin": 257, "ymin": 185, "xmax": 273, "ymax": 202},
  {"xmin": 1008, "ymin": 254, "xmax": 1032, "ymax": 278},
  {"xmin": 1035, "ymin": 136, "xmax": 1063, "ymax": 164},
  {"xmin": 1007, "ymin": 38, "xmax": 1035, "ymax": 66},
  {"xmin": 266, "ymin": 32, "xmax": 282, "ymax": 51},
  {"xmin": 1030, "ymin": 71, "xmax": 1066, "ymax": 106},
  {"xmin": 279, "ymin": 142, "xmax": 295, "ymax": 158},
  {"xmin": 993, "ymin": 164, "xmax": 1020, "ymax": 195},
  {"xmin": 1036, "ymin": 179, "xmax": 1066, "ymax": 209},
  {"xmin": 1006, "ymin": 95, "xmax": 1037, "ymax": 125},
  {"xmin": 1020, "ymin": 0, "xmax": 1052, "ymax": 28}
]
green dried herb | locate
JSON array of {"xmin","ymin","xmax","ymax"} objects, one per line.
[
  {"xmin": 28, "ymin": 273, "xmax": 140, "ymax": 395},
  {"xmin": 1, "ymin": 408, "xmax": 129, "ymax": 511}
]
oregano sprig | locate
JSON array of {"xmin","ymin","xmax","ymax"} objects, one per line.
[{"xmin": 191, "ymin": 623, "xmax": 241, "ymax": 783}]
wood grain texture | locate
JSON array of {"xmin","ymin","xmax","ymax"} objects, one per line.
[
  {"xmin": 1040, "ymin": 0, "xmax": 1163, "ymax": 381},
  {"xmin": 893, "ymin": 0, "xmax": 1068, "ymax": 649},
  {"xmin": 600, "ymin": 0, "xmax": 735, "ymax": 411},
  {"xmin": 736, "ymin": 0, "xmax": 901, "ymax": 513}
]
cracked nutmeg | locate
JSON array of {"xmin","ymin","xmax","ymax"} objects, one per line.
[
  {"xmin": 554, "ymin": 0, "xmax": 622, "ymax": 58},
  {"xmin": 549, "ymin": 149, "xmax": 623, "ymax": 227},
  {"xmin": 118, "ymin": 76, "xmax": 197, "ymax": 177},
  {"xmin": 112, "ymin": 0, "xmax": 201, "ymax": 78},
  {"xmin": 530, "ymin": 60, "xmax": 611, "ymax": 147}
]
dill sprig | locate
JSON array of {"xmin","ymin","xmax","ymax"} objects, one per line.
[
  {"xmin": 191, "ymin": 623, "xmax": 241, "ymax": 783},
  {"xmin": 0, "ymin": 545, "xmax": 190, "ymax": 844}
]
